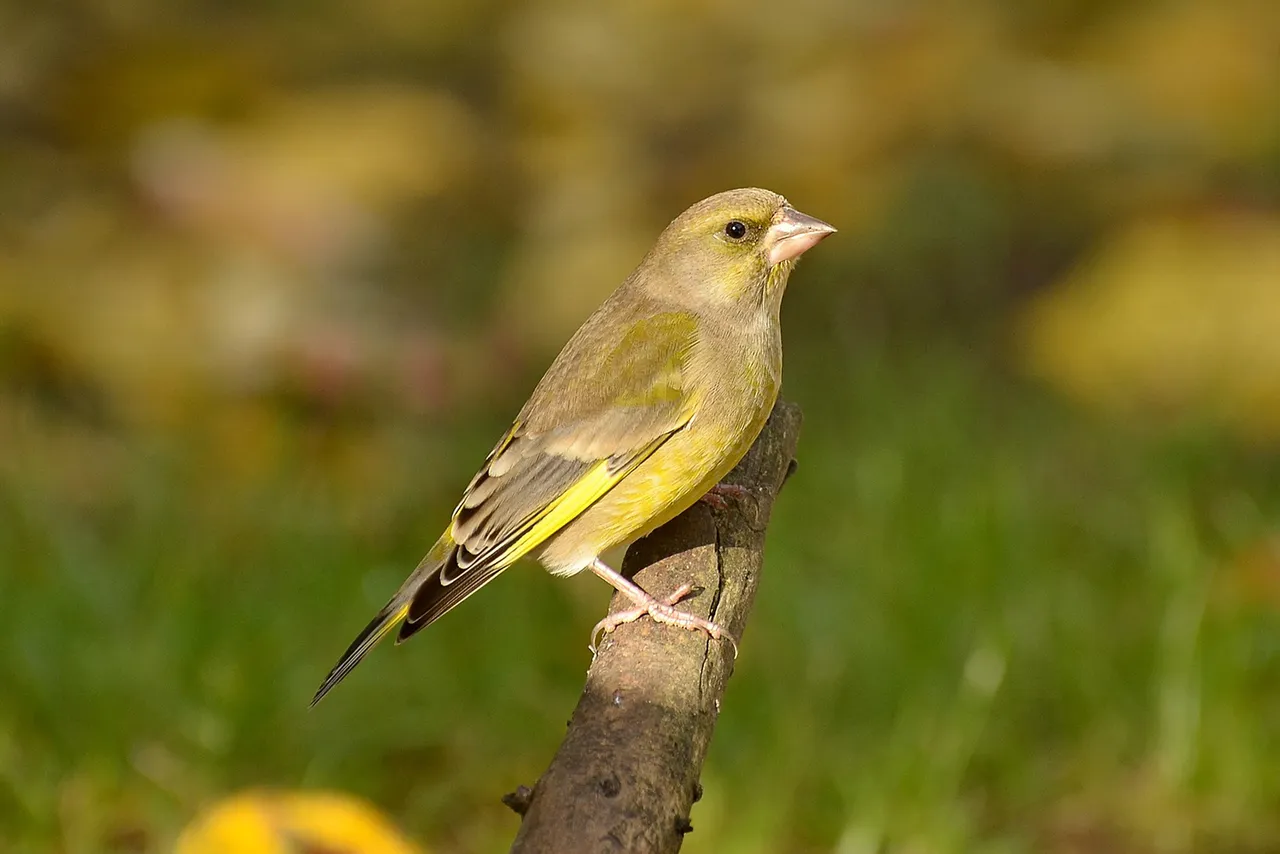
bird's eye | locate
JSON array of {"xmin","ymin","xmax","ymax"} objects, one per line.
[{"xmin": 724, "ymin": 220, "xmax": 747, "ymax": 240}]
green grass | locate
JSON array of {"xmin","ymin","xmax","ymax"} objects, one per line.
[{"xmin": 3, "ymin": 335, "xmax": 1280, "ymax": 853}]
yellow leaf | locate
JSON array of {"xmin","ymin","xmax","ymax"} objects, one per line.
[{"xmin": 175, "ymin": 789, "xmax": 425, "ymax": 854}]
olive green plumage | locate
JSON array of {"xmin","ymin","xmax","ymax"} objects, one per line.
[{"xmin": 313, "ymin": 188, "xmax": 834, "ymax": 704}]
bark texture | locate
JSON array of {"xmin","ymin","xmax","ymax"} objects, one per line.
[{"xmin": 508, "ymin": 401, "xmax": 803, "ymax": 854}]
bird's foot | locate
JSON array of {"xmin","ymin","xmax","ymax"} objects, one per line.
[
  {"xmin": 698, "ymin": 482, "xmax": 754, "ymax": 511},
  {"xmin": 590, "ymin": 582, "xmax": 739, "ymax": 658}
]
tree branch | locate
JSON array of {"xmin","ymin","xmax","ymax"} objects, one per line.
[{"xmin": 508, "ymin": 400, "xmax": 803, "ymax": 854}]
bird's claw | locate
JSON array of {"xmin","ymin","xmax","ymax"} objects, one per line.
[
  {"xmin": 698, "ymin": 483, "xmax": 754, "ymax": 512},
  {"xmin": 589, "ymin": 582, "xmax": 739, "ymax": 658}
]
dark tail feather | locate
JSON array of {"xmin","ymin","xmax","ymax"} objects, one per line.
[
  {"xmin": 396, "ymin": 555, "xmax": 507, "ymax": 644},
  {"xmin": 312, "ymin": 539, "xmax": 457, "ymax": 706},
  {"xmin": 312, "ymin": 537, "xmax": 509, "ymax": 705},
  {"xmin": 310, "ymin": 600, "xmax": 409, "ymax": 707}
]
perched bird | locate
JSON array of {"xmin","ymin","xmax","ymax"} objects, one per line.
[{"xmin": 313, "ymin": 188, "xmax": 834, "ymax": 705}]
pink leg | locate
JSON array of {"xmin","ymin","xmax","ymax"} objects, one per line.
[
  {"xmin": 588, "ymin": 559, "xmax": 738, "ymax": 657},
  {"xmin": 698, "ymin": 482, "xmax": 754, "ymax": 511}
]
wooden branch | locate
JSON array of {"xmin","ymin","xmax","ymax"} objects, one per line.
[{"xmin": 508, "ymin": 401, "xmax": 803, "ymax": 854}]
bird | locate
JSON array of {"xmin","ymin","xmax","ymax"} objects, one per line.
[{"xmin": 312, "ymin": 187, "xmax": 835, "ymax": 705}]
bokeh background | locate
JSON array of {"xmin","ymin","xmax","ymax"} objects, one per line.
[{"xmin": 3, "ymin": 0, "xmax": 1280, "ymax": 851}]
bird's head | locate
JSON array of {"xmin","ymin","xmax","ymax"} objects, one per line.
[{"xmin": 641, "ymin": 187, "xmax": 836, "ymax": 311}]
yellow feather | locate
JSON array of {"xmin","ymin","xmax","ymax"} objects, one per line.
[
  {"xmin": 372, "ymin": 603, "xmax": 410, "ymax": 643},
  {"xmin": 492, "ymin": 434, "xmax": 672, "ymax": 568}
]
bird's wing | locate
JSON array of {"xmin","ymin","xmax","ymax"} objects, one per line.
[{"xmin": 399, "ymin": 309, "xmax": 703, "ymax": 636}]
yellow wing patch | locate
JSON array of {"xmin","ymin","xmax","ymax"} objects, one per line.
[{"xmin": 484, "ymin": 433, "xmax": 673, "ymax": 570}]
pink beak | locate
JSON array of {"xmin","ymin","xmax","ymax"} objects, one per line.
[{"xmin": 766, "ymin": 207, "xmax": 837, "ymax": 266}]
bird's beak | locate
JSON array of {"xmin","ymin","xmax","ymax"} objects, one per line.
[{"xmin": 766, "ymin": 207, "xmax": 837, "ymax": 267}]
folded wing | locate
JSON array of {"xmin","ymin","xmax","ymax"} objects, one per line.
[{"xmin": 402, "ymin": 310, "xmax": 703, "ymax": 636}]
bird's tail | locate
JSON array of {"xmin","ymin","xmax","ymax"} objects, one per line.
[
  {"xmin": 310, "ymin": 598, "xmax": 411, "ymax": 707},
  {"xmin": 311, "ymin": 537, "xmax": 453, "ymax": 707}
]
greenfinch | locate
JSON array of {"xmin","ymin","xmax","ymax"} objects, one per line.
[{"xmin": 313, "ymin": 188, "xmax": 834, "ymax": 704}]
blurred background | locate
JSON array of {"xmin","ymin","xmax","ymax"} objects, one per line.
[{"xmin": 2, "ymin": 0, "xmax": 1280, "ymax": 851}]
